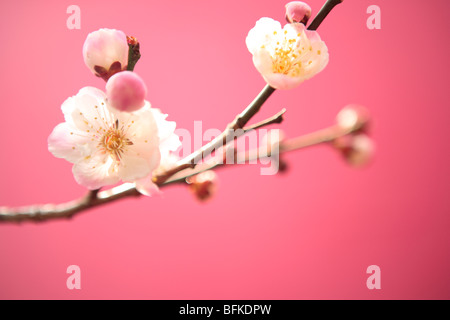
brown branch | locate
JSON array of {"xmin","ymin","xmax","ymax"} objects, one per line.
[
  {"xmin": 0, "ymin": 188, "xmax": 141, "ymax": 223},
  {"xmin": 307, "ymin": 0, "xmax": 343, "ymax": 31},
  {"xmin": 151, "ymin": 163, "xmax": 195, "ymax": 186}
]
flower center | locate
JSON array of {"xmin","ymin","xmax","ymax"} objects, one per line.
[
  {"xmin": 100, "ymin": 120, "xmax": 133, "ymax": 163},
  {"xmin": 271, "ymin": 32, "xmax": 303, "ymax": 76}
]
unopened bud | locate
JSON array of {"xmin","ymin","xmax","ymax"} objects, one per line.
[
  {"xmin": 333, "ymin": 134, "xmax": 374, "ymax": 167},
  {"xmin": 106, "ymin": 71, "xmax": 147, "ymax": 112},
  {"xmin": 285, "ymin": 1, "xmax": 312, "ymax": 24},
  {"xmin": 336, "ymin": 104, "xmax": 371, "ymax": 132},
  {"xmin": 187, "ymin": 171, "xmax": 218, "ymax": 202},
  {"xmin": 83, "ymin": 28, "xmax": 129, "ymax": 81}
]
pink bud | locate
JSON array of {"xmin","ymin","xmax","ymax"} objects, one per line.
[
  {"xmin": 285, "ymin": 1, "xmax": 312, "ymax": 24},
  {"xmin": 83, "ymin": 28, "xmax": 129, "ymax": 81},
  {"xmin": 106, "ymin": 71, "xmax": 147, "ymax": 112},
  {"xmin": 187, "ymin": 171, "xmax": 218, "ymax": 202},
  {"xmin": 346, "ymin": 134, "xmax": 375, "ymax": 167}
]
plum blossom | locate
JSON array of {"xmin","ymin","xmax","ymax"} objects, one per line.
[
  {"xmin": 48, "ymin": 87, "xmax": 181, "ymax": 193},
  {"xmin": 83, "ymin": 28, "xmax": 129, "ymax": 80},
  {"xmin": 246, "ymin": 17, "xmax": 329, "ymax": 90}
]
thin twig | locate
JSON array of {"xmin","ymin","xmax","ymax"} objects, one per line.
[
  {"xmin": 307, "ymin": 0, "xmax": 343, "ymax": 31},
  {"xmin": 243, "ymin": 109, "xmax": 286, "ymax": 132}
]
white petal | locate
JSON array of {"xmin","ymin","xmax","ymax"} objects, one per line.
[
  {"xmin": 48, "ymin": 122, "xmax": 92, "ymax": 163},
  {"xmin": 76, "ymin": 87, "xmax": 109, "ymax": 123},
  {"xmin": 283, "ymin": 22, "xmax": 306, "ymax": 40},
  {"xmin": 159, "ymin": 153, "xmax": 180, "ymax": 170},
  {"xmin": 78, "ymin": 86, "xmax": 107, "ymax": 101},
  {"xmin": 118, "ymin": 148, "xmax": 160, "ymax": 182},
  {"xmin": 125, "ymin": 141, "xmax": 160, "ymax": 165},
  {"xmin": 159, "ymin": 133, "xmax": 181, "ymax": 158},
  {"xmin": 246, "ymin": 17, "xmax": 282, "ymax": 54},
  {"xmin": 253, "ymin": 48, "xmax": 274, "ymax": 76},
  {"xmin": 61, "ymin": 96, "xmax": 77, "ymax": 125},
  {"xmin": 304, "ymin": 29, "xmax": 323, "ymax": 42},
  {"xmin": 62, "ymin": 87, "xmax": 110, "ymax": 133},
  {"xmin": 116, "ymin": 102, "xmax": 159, "ymax": 144},
  {"xmin": 135, "ymin": 176, "xmax": 161, "ymax": 197},
  {"xmin": 72, "ymin": 153, "xmax": 119, "ymax": 190},
  {"xmin": 284, "ymin": 22, "xmax": 306, "ymax": 35},
  {"xmin": 151, "ymin": 109, "xmax": 172, "ymax": 139},
  {"xmin": 151, "ymin": 108, "xmax": 181, "ymax": 154},
  {"xmin": 300, "ymin": 41, "xmax": 329, "ymax": 79}
]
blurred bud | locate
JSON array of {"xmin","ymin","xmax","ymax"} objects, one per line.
[
  {"xmin": 278, "ymin": 158, "xmax": 289, "ymax": 173},
  {"xmin": 83, "ymin": 28, "xmax": 129, "ymax": 81},
  {"xmin": 187, "ymin": 171, "xmax": 218, "ymax": 202},
  {"xmin": 106, "ymin": 71, "xmax": 147, "ymax": 112},
  {"xmin": 336, "ymin": 104, "xmax": 371, "ymax": 132},
  {"xmin": 285, "ymin": 1, "xmax": 312, "ymax": 24},
  {"xmin": 333, "ymin": 134, "xmax": 374, "ymax": 167}
]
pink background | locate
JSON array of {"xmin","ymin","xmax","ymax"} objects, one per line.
[{"xmin": 0, "ymin": 0, "xmax": 449, "ymax": 299}]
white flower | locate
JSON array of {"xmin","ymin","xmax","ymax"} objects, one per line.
[
  {"xmin": 246, "ymin": 18, "xmax": 329, "ymax": 90},
  {"xmin": 48, "ymin": 87, "xmax": 181, "ymax": 193}
]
